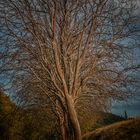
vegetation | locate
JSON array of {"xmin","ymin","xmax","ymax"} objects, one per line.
[
  {"xmin": 0, "ymin": 90, "xmax": 57, "ymax": 140},
  {"xmin": 0, "ymin": 90, "xmax": 14, "ymax": 139},
  {"xmin": 1, "ymin": 89, "xmax": 140, "ymax": 140},
  {"xmin": 0, "ymin": 90, "xmax": 126, "ymax": 140}
]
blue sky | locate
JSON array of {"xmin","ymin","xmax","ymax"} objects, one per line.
[
  {"xmin": 111, "ymin": 95, "xmax": 140, "ymax": 117},
  {"xmin": 112, "ymin": 0, "xmax": 140, "ymax": 117},
  {"xmin": 111, "ymin": 45, "xmax": 140, "ymax": 117}
]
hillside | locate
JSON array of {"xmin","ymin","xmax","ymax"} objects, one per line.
[
  {"xmin": 79, "ymin": 111, "xmax": 125, "ymax": 134},
  {"xmin": 82, "ymin": 118, "xmax": 140, "ymax": 140}
]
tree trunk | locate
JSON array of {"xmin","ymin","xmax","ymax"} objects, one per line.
[
  {"xmin": 60, "ymin": 122, "xmax": 66, "ymax": 140},
  {"xmin": 66, "ymin": 95, "xmax": 82, "ymax": 140}
]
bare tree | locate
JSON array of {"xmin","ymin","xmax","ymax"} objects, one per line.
[{"xmin": 0, "ymin": 0, "xmax": 139, "ymax": 139}]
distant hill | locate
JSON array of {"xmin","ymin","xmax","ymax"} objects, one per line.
[
  {"xmin": 79, "ymin": 111, "xmax": 125, "ymax": 134},
  {"xmin": 82, "ymin": 118, "xmax": 140, "ymax": 140},
  {"xmin": 89, "ymin": 111, "xmax": 125, "ymax": 127}
]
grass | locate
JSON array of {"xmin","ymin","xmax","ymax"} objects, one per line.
[{"xmin": 82, "ymin": 118, "xmax": 140, "ymax": 140}]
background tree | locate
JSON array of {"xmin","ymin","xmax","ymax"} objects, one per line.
[
  {"xmin": 0, "ymin": 0, "xmax": 140, "ymax": 139},
  {"xmin": 0, "ymin": 89, "xmax": 58, "ymax": 140},
  {"xmin": 0, "ymin": 89, "xmax": 12, "ymax": 139}
]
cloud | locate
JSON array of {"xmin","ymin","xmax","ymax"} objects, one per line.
[{"xmin": 135, "ymin": 0, "xmax": 140, "ymax": 15}]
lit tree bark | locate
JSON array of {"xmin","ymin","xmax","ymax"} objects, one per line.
[{"xmin": 66, "ymin": 94, "xmax": 81, "ymax": 140}]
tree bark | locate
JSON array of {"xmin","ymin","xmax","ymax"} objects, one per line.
[
  {"xmin": 60, "ymin": 122, "xmax": 66, "ymax": 140},
  {"xmin": 66, "ymin": 95, "xmax": 82, "ymax": 140}
]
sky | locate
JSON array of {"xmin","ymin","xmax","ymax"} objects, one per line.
[
  {"xmin": 111, "ymin": 0, "xmax": 140, "ymax": 117},
  {"xmin": 111, "ymin": 96, "xmax": 140, "ymax": 117},
  {"xmin": 111, "ymin": 37, "xmax": 140, "ymax": 118}
]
